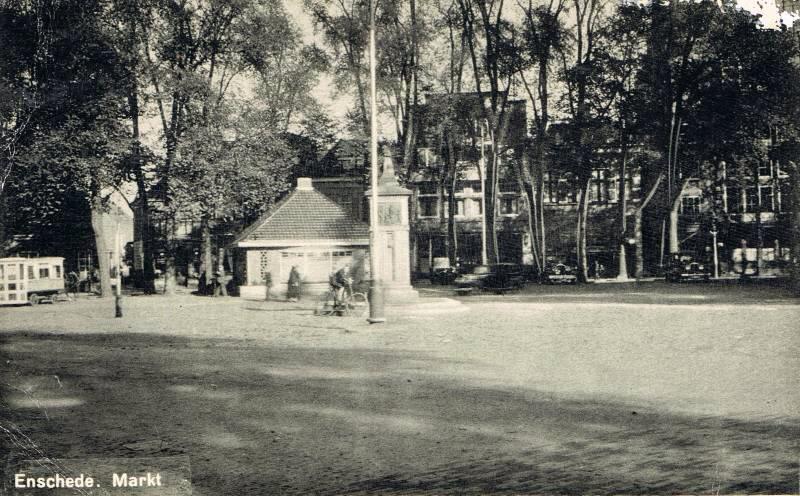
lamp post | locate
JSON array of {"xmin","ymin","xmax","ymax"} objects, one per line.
[
  {"xmin": 367, "ymin": 0, "xmax": 385, "ymax": 323},
  {"xmin": 114, "ymin": 220, "xmax": 123, "ymax": 318},
  {"xmin": 479, "ymin": 121, "xmax": 488, "ymax": 265}
]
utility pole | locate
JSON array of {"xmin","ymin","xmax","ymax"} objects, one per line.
[{"xmin": 367, "ymin": 0, "xmax": 385, "ymax": 323}]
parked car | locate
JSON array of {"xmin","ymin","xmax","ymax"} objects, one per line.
[
  {"xmin": 666, "ymin": 252, "xmax": 711, "ymax": 282},
  {"xmin": 455, "ymin": 263, "xmax": 525, "ymax": 294},
  {"xmin": 430, "ymin": 257, "xmax": 458, "ymax": 285},
  {"xmin": 543, "ymin": 261, "xmax": 578, "ymax": 284}
]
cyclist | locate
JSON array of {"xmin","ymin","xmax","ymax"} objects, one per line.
[{"xmin": 329, "ymin": 263, "xmax": 352, "ymax": 308}]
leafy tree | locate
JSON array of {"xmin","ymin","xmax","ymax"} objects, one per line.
[
  {"xmin": 456, "ymin": 0, "xmax": 522, "ymax": 264},
  {"xmin": 306, "ymin": 0, "xmax": 432, "ymax": 172},
  {"xmin": 104, "ymin": 0, "xmax": 310, "ymax": 293},
  {"xmin": 171, "ymin": 104, "xmax": 294, "ymax": 291},
  {"xmin": 516, "ymin": 0, "xmax": 568, "ymax": 273},
  {"xmin": 2, "ymin": 0, "xmax": 131, "ymax": 297}
]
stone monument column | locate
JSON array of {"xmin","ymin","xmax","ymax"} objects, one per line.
[{"xmin": 365, "ymin": 149, "xmax": 419, "ymax": 302}]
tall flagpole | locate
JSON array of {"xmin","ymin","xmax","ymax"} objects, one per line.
[{"xmin": 367, "ymin": 0, "xmax": 385, "ymax": 323}]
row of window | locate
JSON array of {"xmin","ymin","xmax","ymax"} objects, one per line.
[
  {"xmin": 418, "ymin": 196, "xmax": 519, "ymax": 218},
  {"xmin": 681, "ymin": 184, "xmax": 792, "ymax": 216},
  {"xmin": 280, "ymin": 251, "xmax": 353, "ymax": 258}
]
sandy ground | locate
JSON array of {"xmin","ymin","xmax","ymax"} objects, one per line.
[{"xmin": 1, "ymin": 285, "xmax": 798, "ymax": 494}]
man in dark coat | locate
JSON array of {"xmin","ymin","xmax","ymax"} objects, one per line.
[{"xmin": 287, "ymin": 265, "xmax": 302, "ymax": 302}]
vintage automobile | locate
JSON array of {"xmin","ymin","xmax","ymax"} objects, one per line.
[
  {"xmin": 666, "ymin": 252, "xmax": 711, "ymax": 282},
  {"xmin": 454, "ymin": 263, "xmax": 525, "ymax": 294},
  {"xmin": 429, "ymin": 257, "xmax": 458, "ymax": 285},
  {"xmin": 543, "ymin": 261, "xmax": 578, "ymax": 284}
]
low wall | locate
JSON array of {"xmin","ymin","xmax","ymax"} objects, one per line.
[{"xmin": 238, "ymin": 283, "xmax": 331, "ymax": 300}]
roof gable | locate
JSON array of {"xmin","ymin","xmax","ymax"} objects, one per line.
[{"xmin": 234, "ymin": 186, "xmax": 369, "ymax": 245}]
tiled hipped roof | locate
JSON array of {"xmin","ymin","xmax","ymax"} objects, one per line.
[{"xmin": 236, "ymin": 188, "xmax": 369, "ymax": 243}]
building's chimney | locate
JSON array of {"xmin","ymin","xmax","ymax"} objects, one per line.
[{"xmin": 296, "ymin": 177, "xmax": 313, "ymax": 191}]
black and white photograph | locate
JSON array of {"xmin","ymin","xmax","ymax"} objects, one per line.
[{"xmin": 1, "ymin": 0, "xmax": 799, "ymax": 494}]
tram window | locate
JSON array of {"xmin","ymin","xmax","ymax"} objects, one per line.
[
  {"xmin": 39, "ymin": 267, "xmax": 50, "ymax": 279},
  {"xmin": 28, "ymin": 266, "xmax": 36, "ymax": 279},
  {"xmin": 55, "ymin": 266, "xmax": 61, "ymax": 278}
]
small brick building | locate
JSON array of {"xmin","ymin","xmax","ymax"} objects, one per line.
[{"xmin": 232, "ymin": 178, "xmax": 370, "ymax": 299}]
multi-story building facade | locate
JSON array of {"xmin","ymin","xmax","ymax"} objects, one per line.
[
  {"xmin": 676, "ymin": 148, "xmax": 793, "ymax": 276},
  {"xmin": 411, "ymin": 93, "xmax": 645, "ymax": 277}
]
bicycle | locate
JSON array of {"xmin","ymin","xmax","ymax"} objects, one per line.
[{"xmin": 316, "ymin": 285, "xmax": 368, "ymax": 317}]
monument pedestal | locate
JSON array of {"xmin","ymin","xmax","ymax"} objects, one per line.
[
  {"xmin": 365, "ymin": 151, "xmax": 421, "ymax": 305},
  {"xmin": 382, "ymin": 285, "xmax": 420, "ymax": 303}
]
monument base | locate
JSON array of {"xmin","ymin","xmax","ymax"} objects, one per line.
[{"xmin": 381, "ymin": 285, "xmax": 420, "ymax": 304}]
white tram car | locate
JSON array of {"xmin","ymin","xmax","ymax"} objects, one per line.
[{"xmin": 0, "ymin": 257, "xmax": 65, "ymax": 305}]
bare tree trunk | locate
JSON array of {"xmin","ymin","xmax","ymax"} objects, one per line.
[
  {"xmin": 635, "ymin": 174, "xmax": 665, "ymax": 278},
  {"xmin": 576, "ymin": 177, "xmax": 591, "ymax": 282},
  {"xmin": 634, "ymin": 212, "xmax": 644, "ymax": 278},
  {"xmin": 218, "ymin": 246, "xmax": 228, "ymax": 296},
  {"xmin": 90, "ymin": 199, "xmax": 112, "ymax": 298},
  {"xmin": 669, "ymin": 179, "xmax": 690, "ymax": 254},
  {"xmin": 617, "ymin": 130, "xmax": 630, "ymax": 279},
  {"xmin": 537, "ymin": 169, "xmax": 546, "ymax": 266},
  {"xmin": 129, "ymin": 84, "xmax": 156, "ymax": 294},
  {"xmin": 164, "ymin": 254, "xmax": 177, "ymax": 295},
  {"xmin": 200, "ymin": 215, "xmax": 213, "ymax": 295},
  {"xmin": 446, "ymin": 173, "xmax": 457, "ymax": 264},
  {"xmin": 0, "ymin": 192, "xmax": 6, "ymax": 258},
  {"xmin": 163, "ymin": 218, "xmax": 178, "ymax": 295}
]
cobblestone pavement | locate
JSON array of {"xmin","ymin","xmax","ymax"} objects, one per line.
[{"xmin": 0, "ymin": 288, "xmax": 798, "ymax": 494}]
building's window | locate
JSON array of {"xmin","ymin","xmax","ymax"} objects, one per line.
[
  {"xmin": 758, "ymin": 162, "xmax": 772, "ymax": 177},
  {"xmin": 500, "ymin": 196, "xmax": 517, "ymax": 215},
  {"xmin": 499, "ymin": 181, "xmax": 517, "ymax": 194},
  {"xmin": 681, "ymin": 196, "xmax": 702, "ymax": 216},
  {"xmin": 779, "ymin": 182, "xmax": 791, "ymax": 212},
  {"xmin": 727, "ymin": 186, "xmax": 741, "ymax": 213},
  {"xmin": 259, "ymin": 251, "xmax": 270, "ymax": 280},
  {"xmin": 418, "ymin": 197, "xmax": 438, "ymax": 218},
  {"xmin": 39, "ymin": 267, "xmax": 50, "ymax": 279},
  {"xmin": 467, "ymin": 180, "xmax": 482, "ymax": 193},
  {"xmin": 558, "ymin": 180, "xmax": 577, "ymax": 203},
  {"xmin": 456, "ymin": 199, "xmax": 466, "ymax": 216},
  {"xmin": 745, "ymin": 187, "xmax": 759, "ymax": 212},
  {"xmin": 760, "ymin": 185, "xmax": 774, "ymax": 211},
  {"xmin": 590, "ymin": 169, "xmax": 613, "ymax": 203},
  {"xmin": 544, "ymin": 174, "xmax": 578, "ymax": 204},
  {"xmin": 417, "ymin": 182, "xmax": 437, "ymax": 195},
  {"xmin": 474, "ymin": 200, "xmax": 483, "ymax": 216}
]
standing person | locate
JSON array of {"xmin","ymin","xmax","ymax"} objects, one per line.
[{"xmin": 287, "ymin": 265, "xmax": 302, "ymax": 302}]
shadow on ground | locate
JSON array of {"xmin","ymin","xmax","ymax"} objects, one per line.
[{"xmin": 1, "ymin": 330, "xmax": 797, "ymax": 495}]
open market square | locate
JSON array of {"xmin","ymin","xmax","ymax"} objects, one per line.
[{"xmin": 1, "ymin": 281, "xmax": 798, "ymax": 495}]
